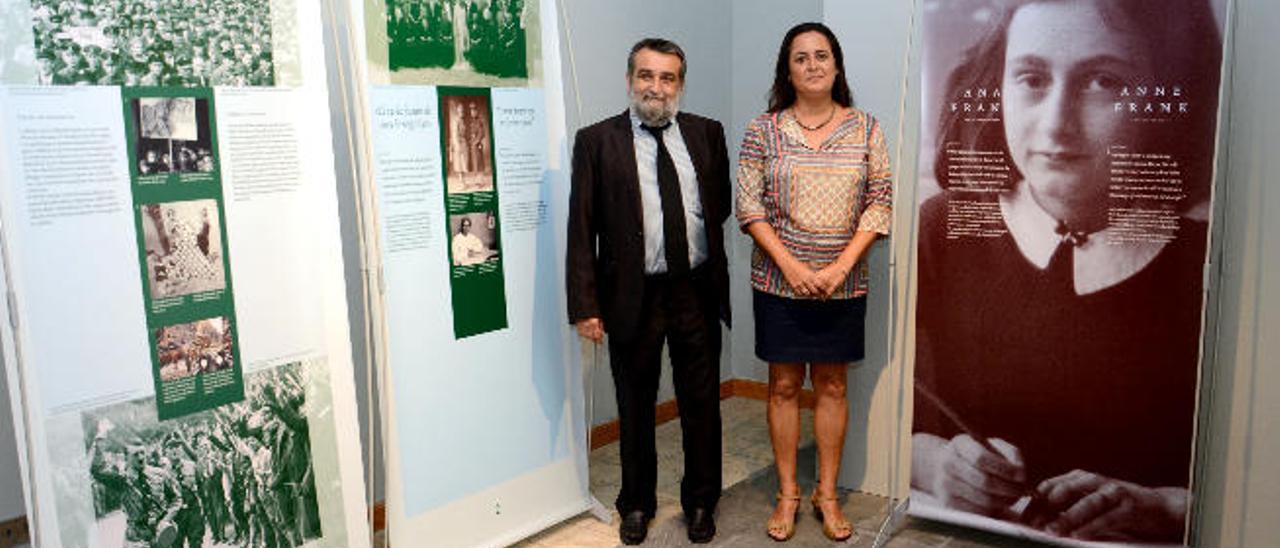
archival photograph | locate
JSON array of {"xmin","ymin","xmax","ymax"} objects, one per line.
[
  {"xmin": 379, "ymin": 0, "xmax": 540, "ymax": 86},
  {"xmin": 28, "ymin": 0, "xmax": 275, "ymax": 86},
  {"xmin": 141, "ymin": 200, "xmax": 226, "ymax": 300},
  {"xmin": 153, "ymin": 317, "xmax": 235, "ymax": 383},
  {"xmin": 442, "ymin": 94, "xmax": 494, "ymax": 195},
  {"xmin": 82, "ymin": 362, "xmax": 322, "ymax": 548},
  {"xmin": 448, "ymin": 211, "xmax": 499, "ymax": 266},
  {"xmin": 131, "ymin": 97, "xmax": 216, "ymax": 176},
  {"xmin": 910, "ymin": 0, "xmax": 1227, "ymax": 544}
]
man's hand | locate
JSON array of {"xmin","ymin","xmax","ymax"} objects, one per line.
[
  {"xmin": 576, "ymin": 317, "xmax": 605, "ymax": 343},
  {"xmin": 1034, "ymin": 470, "xmax": 1187, "ymax": 541}
]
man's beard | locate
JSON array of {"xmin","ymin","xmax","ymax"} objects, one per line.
[{"xmin": 630, "ymin": 89, "xmax": 679, "ymax": 126}]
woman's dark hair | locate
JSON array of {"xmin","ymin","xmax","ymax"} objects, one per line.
[
  {"xmin": 934, "ymin": 0, "xmax": 1222, "ymax": 208},
  {"xmin": 767, "ymin": 22, "xmax": 853, "ymax": 113}
]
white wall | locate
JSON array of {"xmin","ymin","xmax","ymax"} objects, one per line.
[
  {"xmin": 558, "ymin": 0, "xmax": 735, "ymax": 426},
  {"xmin": 1195, "ymin": 0, "xmax": 1280, "ymax": 544},
  {"xmin": 0, "ymin": 352, "xmax": 24, "ymax": 521},
  {"xmin": 726, "ymin": 0, "xmax": 824, "ymax": 383},
  {"xmin": 823, "ymin": 0, "xmax": 917, "ymax": 495}
]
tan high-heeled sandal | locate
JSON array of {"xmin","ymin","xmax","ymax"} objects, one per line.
[
  {"xmin": 811, "ymin": 490, "xmax": 854, "ymax": 542},
  {"xmin": 766, "ymin": 492, "xmax": 802, "ymax": 542}
]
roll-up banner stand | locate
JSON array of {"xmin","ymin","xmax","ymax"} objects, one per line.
[
  {"xmin": 342, "ymin": 0, "xmax": 592, "ymax": 544},
  {"xmin": 909, "ymin": 1, "xmax": 1230, "ymax": 546},
  {"xmin": 0, "ymin": 0, "xmax": 373, "ymax": 546}
]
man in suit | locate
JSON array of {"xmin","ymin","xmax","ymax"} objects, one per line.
[{"xmin": 566, "ymin": 38, "xmax": 731, "ymax": 545}]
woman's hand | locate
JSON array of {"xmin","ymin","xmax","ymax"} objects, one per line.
[
  {"xmin": 813, "ymin": 263, "xmax": 851, "ymax": 297},
  {"xmin": 912, "ymin": 433, "xmax": 1028, "ymax": 518},
  {"xmin": 1033, "ymin": 470, "xmax": 1187, "ymax": 541},
  {"xmin": 780, "ymin": 258, "xmax": 820, "ymax": 297}
]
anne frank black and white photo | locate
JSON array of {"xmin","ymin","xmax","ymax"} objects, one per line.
[
  {"xmin": 911, "ymin": 0, "xmax": 1225, "ymax": 543},
  {"xmin": 141, "ymin": 199, "xmax": 226, "ymax": 300},
  {"xmin": 29, "ymin": 0, "xmax": 275, "ymax": 87},
  {"xmin": 442, "ymin": 94, "xmax": 494, "ymax": 194},
  {"xmin": 131, "ymin": 97, "xmax": 215, "ymax": 177},
  {"xmin": 386, "ymin": 0, "xmax": 529, "ymax": 80}
]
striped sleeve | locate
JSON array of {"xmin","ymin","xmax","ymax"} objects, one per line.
[
  {"xmin": 857, "ymin": 116, "xmax": 893, "ymax": 235},
  {"xmin": 736, "ymin": 117, "xmax": 769, "ymax": 229}
]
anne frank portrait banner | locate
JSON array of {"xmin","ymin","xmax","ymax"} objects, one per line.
[{"xmin": 910, "ymin": 0, "xmax": 1227, "ymax": 545}]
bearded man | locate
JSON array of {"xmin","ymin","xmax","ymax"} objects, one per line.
[{"xmin": 565, "ymin": 37, "xmax": 730, "ymax": 545}]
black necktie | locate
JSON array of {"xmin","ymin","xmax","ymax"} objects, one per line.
[{"xmin": 641, "ymin": 123, "xmax": 690, "ymax": 275}]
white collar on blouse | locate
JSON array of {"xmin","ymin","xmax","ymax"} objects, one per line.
[{"xmin": 999, "ymin": 181, "xmax": 1167, "ymax": 295}]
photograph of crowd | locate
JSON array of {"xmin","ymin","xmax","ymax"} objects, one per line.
[
  {"xmin": 84, "ymin": 362, "xmax": 321, "ymax": 547},
  {"xmin": 29, "ymin": 0, "xmax": 275, "ymax": 86},
  {"xmin": 449, "ymin": 212, "xmax": 498, "ymax": 266},
  {"xmin": 141, "ymin": 200, "xmax": 227, "ymax": 300},
  {"xmin": 154, "ymin": 317, "xmax": 234, "ymax": 383},
  {"xmin": 131, "ymin": 97, "xmax": 215, "ymax": 176},
  {"xmin": 386, "ymin": 0, "xmax": 527, "ymax": 78},
  {"xmin": 442, "ymin": 94, "xmax": 494, "ymax": 194}
]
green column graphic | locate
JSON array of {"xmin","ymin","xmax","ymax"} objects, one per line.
[
  {"xmin": 439, "ymin": 87, "xmax": 508, "ymax": 338},
  {"xmin": 122, "ymin": 87, "xmax": 245, "ymax": 420}
]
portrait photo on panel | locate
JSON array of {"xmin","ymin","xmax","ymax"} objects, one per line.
[
  {"xmin": 441, "ymin": 94, "xmax": 494, "ymax": 195},
  {"xmin": 28, "ymin": 0, "xmax": 275, "ymax": 86},
  {"xmin": 141, "ymin": 199, "xmax": 226, "ymax": 300},
  {"xmin": 911, "ymin": 0, "xmax": 1226, "ymax": 543},
  {"xmin": 448, "ymin": 211, "xmax": 499, "ymax": 266},
  {"xmin": 153, "ymin": 316, "xmax": 234, "ymax": 383},
  {"xmin": 130, "ymin": 97, "xmax": 216, "ymax": 176}
]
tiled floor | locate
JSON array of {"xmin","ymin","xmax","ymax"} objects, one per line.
[
  {"xmin": 516, "ymin": 397, "xmax": 1041, "ymax": 547},
  {"xmin": 517, "ymin": 397, "xmax": 807, "ymax": 547},
  {"xmin": 376, "ymin": 396, "xmax": 1039, "ymax": 547}
]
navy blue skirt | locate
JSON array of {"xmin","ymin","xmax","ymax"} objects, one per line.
[{"xmin": 753, "ymin": 290, "xmax": 867, "ymax": 363}]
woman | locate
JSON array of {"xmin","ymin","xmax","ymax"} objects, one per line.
[
  {"xmin": 912, "ymin": 0, "xmax": 1221, "ymax": 542},
  {"xmin": 737, "ymin": 22, "xmax": 893, "ymax": 542}
]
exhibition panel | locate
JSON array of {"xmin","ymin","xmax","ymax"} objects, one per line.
[
  {"xmin": 0, "ymin": 0, "xmax": 372, "ymax": 546},
  {"xmin": 344, "ymin": 0, "xmax": 592, "ymax": 544},
  {"xmin": 910, "ymin": 1, "xmax": 1229, "ymax": 545}
]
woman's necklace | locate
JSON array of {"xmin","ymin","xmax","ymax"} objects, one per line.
[{"xmin": 793, "ymin": 103, "xmax": 837, "ymax": 131}]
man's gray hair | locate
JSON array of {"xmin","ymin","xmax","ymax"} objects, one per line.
[{"xmin": 626, "ymin": 38, "xmax": 687, "ymax": 81}]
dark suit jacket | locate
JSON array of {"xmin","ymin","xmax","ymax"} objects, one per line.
[{"xmin": 566, "ymin": 110, "xmax": 732, "ymax": 342}]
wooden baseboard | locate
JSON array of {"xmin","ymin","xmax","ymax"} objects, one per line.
[
  {"xmin": 0, "ymin": 516, "xmax": 29, "ymax": 548},
  {"xmin": 587, "ymin": 379, "xmax": 814, "ymax": 451},
  {"xmin": 371, "ymin": 504, "xmax": 385, "ymax": 538}
]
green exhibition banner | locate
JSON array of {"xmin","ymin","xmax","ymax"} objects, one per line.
[
  {"xmin": 121, "ymin": 86, "xmax": 245, "ymax": 420},
  {"xmin": 438, "ymin": 86, "xmax": 508, "ymax": 338}
]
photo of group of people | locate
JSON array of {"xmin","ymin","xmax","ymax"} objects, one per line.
[
  {"xmin": 154, "ymin": 317, "xmax": 234, "ymax": 383},
  {"xmin": 131, "ymin": 97, "xmax": 216, "ymax": 176},
  {"xmin": 29, "ymin": 0, "xmax": 275, "ymax": 86},
  {"xmin": 84, "ymin": 362, "xmax": 321, "ymax": 548},
  {"xmin": 442, "ymin": 94, "xmax": 494, "ymax": 194},
  {"xmin": 141, "ymin": 200, "xmax": 226, "ymax": 301},
  {"xmin": 386, "ymin": 0, "xmax": 528, "ymax": 79},
  {"xmin": 449, "ymin": 212, "xmax": 498, "ymax": 266}
]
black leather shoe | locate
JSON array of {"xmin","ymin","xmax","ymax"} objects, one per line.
[
  {"xmin": 619, "ymin": 510, "xmax": 651, "ymax": 545},
  {"xmin": 686, "ymin": 507, "xmax": 716, "ymax": 543}
]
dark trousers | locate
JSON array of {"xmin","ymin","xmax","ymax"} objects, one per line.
[{"xmin": 608, "ymin": 267, "xmax": 722, "ymax": 517}]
